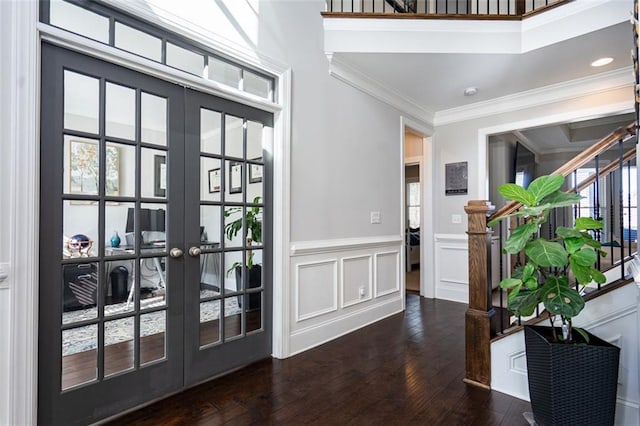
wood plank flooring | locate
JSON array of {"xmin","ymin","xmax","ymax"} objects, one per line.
[{"xmin": 107, "ymin": 294, "xmax": 531, "ymax": 425}]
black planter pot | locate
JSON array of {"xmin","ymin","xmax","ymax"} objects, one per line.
[
  {"xmin": 234, "ymin": 264, "xmax": 262, "ymax": 310},
  {"xmin": 524, "ymin": 325, "xmax": 620, "ymax": 426}
]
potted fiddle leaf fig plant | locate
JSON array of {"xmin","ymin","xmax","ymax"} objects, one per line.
[
  {"xmin": 224, "ymin": 196, "xmax": 262, "ymax": 310},
  {"xmin": 488, "ymin": 173, "xmax": 620, "ymax": 426}
]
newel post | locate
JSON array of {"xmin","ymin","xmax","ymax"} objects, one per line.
[{"xmin": 463, "ymin": 200, "xmax": 495, "ymax": 389}]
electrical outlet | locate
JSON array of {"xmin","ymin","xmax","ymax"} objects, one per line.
[
  {"xmin": 452, "ymin": 214, "xmax": 462, "ymax": 224},
  {"xmin": 359, "ymin": 286, "xmax": 366, "ymax": 298}
]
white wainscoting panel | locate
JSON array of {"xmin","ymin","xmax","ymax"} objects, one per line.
[
  {"xmin": 289, "ymin": 236, "xmax": 404, "ymax": 355},
  {"xmin": 375, "ymin": 251, "xmax": 400, "ymax": 297},
  {"xmin": 434, "ymin": 234, "xmax": 469, "ymax": 303},
  {"xmin": 295, "ymin": 260, "xmax": 338, "ymax": 322},
  {"xmin": 491, "ymin": 283, "xmax": 640, "ymax": 425},
  {"xmin": 341, "ymin": 255, "xmax": 373, "ymax": 308}
]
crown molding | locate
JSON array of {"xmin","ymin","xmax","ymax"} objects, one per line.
[
  {"xmin": 328, "ymin": 54, "xmax": 434, "ymax": 125},
  {"xmin": 434, "ymin": 67, "xmax": 633, "ymax": 126}
]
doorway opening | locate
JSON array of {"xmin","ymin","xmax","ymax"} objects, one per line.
[{"xmin": 404, "ymin": 128, "xmax": 424, "ymax": 295}]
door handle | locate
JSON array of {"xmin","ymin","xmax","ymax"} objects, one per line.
[
  {"xmin": 169, "ymin": 248, "xmax": 184, "ymax": 258},
  {"xmin": 188, "ymin": 246, "xmax": 202, "ymax": 257}
]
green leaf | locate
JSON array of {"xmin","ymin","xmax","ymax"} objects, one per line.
[
  {"xmin": 581, "ymin": 232, "xmax": 602, "ymax": 249},
  {"xmin": 541, "ymin": 277, "xmax": 585, "ymax": 318},
  {"xmin": 524, "ymin": 277, "xmax": 538, "ymax": 290},
  {"xmin": 556, "ymin": 227, "xmax": 583, "ymax": 239},
  {"xmin": 518, "ymin": 205, "xmax": 551, "ymax": 217},
  {"xmin": 500, "ymin": 278, "xmax": 522, "ymax": 289},
  {"xmin": 528, "ymin": 174, "xmax": 564, "ymax": 204},
  {"xmin": 508, "ymin": 289, "xmax": 540, "ymax": 317},
  {"xmin": 591, "ymin": 268, "xmax": 607, "ymax": 284},
  {"xmin": 564, "ymin": 236, "xmax": 585, "ymax": 254},
  {"xmin": 571, "ymin": 248, "xmax": 597, "ymax": 267},
  {"xmin": 522, "ymin": 263, "xmax": 535, "ymax": 282},
  {"xmin": 525, "ymin": 239, "xmax": 568, "ymax": 267},
  {"xmin": 498, "ymin": 183, "xmax": 536, "ymax": 206},
  {"xmin": 575, "ymin": 217, "xmax": 603, "ymax": 231},
  {"xmin": 504, "ymin": 222, "xmax": 538, "ymax": 254},
  {"xmin": 540, "ymin": 191, "xmax": 583, "ymax": 208},
  {"xmin": 569, "ymin": 258, "xmax": 592, "ymax": 284},
  {"xmin": 574, "ymin": 327, "xmax": 590, "ymax": 344}
]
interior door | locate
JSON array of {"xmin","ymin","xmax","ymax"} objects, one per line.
[
  {"xmin": 183, "ymin": 89, "xmax": 273, "ymax": 385},
  {"xmin": 39, "ymin": 43, "xmax": 186, "ymax": 425},
  {"xmin": 39, "ymin": 43, "xmax": 273, "ymax": 425}
]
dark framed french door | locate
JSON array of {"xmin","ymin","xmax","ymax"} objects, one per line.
[{"xmin": 39, "ymin": 43, "xmax": 272, "ymax": 425}]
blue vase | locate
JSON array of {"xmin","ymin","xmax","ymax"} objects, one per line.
[{"xmin": 110, "ymin": 231, "xmax": 121, "ymax": 248}]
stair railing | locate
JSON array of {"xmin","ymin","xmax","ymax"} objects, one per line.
[
  {"xmin": 464, "ymin": 122, "xmax": 637, "ymax": 388},
  {"xmin": 324, "ymin": 0, "xmax": 570, "ymax": 18}
]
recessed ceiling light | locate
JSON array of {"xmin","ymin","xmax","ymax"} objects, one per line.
[
  {"xmin": 464, "ymin": 87, "xmax": 478, "ymax": 96},
  {"xmin": 591, "ymin": 57, "xmax": 613, "ymax": 67}
]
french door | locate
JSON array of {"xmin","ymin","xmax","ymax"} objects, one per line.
[{"xmin": 39, "ymin": 43, "xmax": 272, "ymax": 425}]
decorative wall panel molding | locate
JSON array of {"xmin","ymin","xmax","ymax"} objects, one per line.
[
  {"xmin": 295, "ymin": 260, "xmax": 338, "ymax": 322},
  {"xmin": 289, "ymin": 239, "xmax": 403, "ymax": 355},
  {"xmin": 341, "ymin": 255, "xmax": 373, "ymax": 308},
  {"xmin": 375, "ymin": 251, "xmax": 400, "ymax": 297},
  {"xmin": 434, "ymin": 234, "xmax": 469, "ymax": 303}
]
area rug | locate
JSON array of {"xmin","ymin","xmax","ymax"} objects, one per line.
[{"xmin": 62, "ymin": 291, "xmax": 240, "ymax": 356}]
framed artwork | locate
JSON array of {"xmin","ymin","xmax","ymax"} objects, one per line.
[
  {"xmin": 154, "ymin": 155, "xmax": 166, "ymax": 197},
  {"xmin": 249, "ymin": 163, "xmax": 263, "ymax": 184},
  {"xmin": 445, "ymin": 161, "xmax": 468, "ymax": 195},
  {"xmin": 208, "ymin": 168, "xmax": 221, "ymax": 193},
  {"xmin": 69, "ymin": 139, "xmax": 119, "ymax": 196},
  {"xmin": 229, "ymin": 161, "xmax": 242, "ymax": 194}
]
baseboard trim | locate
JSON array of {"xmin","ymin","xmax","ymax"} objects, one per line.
[{"xmin": 289, "ymin": 296, "xmax": 403, "ymax": 356}]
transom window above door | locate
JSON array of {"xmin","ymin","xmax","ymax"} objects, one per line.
[{"xmin": 42, "ymin": 0, "xmax": 275, "ymax": 101}]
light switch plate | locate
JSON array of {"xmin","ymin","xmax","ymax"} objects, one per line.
[
  {"xmin": 370, "ymin": 211, "xmax": 381, "ymax": 224},
  {"xmin": 0, "ymin": 263, "xmax": 10, "ymax": 289}
]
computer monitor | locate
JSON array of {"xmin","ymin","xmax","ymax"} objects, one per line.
[{"xmin": 125, "ymin": 208, "xmax": 165, "ymax": 233}]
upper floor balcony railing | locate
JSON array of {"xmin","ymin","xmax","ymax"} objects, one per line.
[{"xmin": 324, "ymin": 0, "xmax": 570, "ymax": 19}]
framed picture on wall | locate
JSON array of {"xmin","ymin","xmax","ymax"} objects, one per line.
[
  {"xmin": 249, "ymin": 161, "xmax": 262, "ymax": 184},
  {"xmin": 445, "ymin": 161, "xmax": 468, "ymax": 195},
  {"xmin": 68, "ymin": 139, "xmax": 120, "ymax": 196},
  {"xmin": 154, "ymin": 155, "xmax": 166, "ymax": 197},
  {"xmin": 229, "ymin": 162, "xmax": 242, "ymax": 194},
  {"xmin": 208, "ymin": 168, "xmax": 221, "ymax": 193}
]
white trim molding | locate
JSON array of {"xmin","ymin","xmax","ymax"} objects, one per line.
[
  {"xmin": 374, "ymin": 250, "xmax": 401, "ymax": 297},
  {"xmin": 435, "ymin": 67, "xmax": 633, "ymax": 126},
  {"xmin": 328, "ymin": 55, "xmax": 434, "ymax": 126},
  {"xmin": 341, "ymin": 255, "xmax": 373, "ymax": 308},
  {"xmin": 7, "ymin": 1, "xmax": 39, "ymax": 425},
  {"xmin": 295, "ymin": 260, "xmax": 339, "ymax": 322},
  {"xmin": 290, "ymin": 235, "xmax": 403, "ymax": 257}
]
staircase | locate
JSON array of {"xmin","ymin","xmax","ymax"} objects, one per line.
[{"xmin": 464, "ymin": 122, "xmax": 639, "ymax": 420}]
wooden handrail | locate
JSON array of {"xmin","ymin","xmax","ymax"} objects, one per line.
[
  {"xmin": 574, "ymin": 147, "xmax": 637, "ymax": 194},
  {"xmin": 489, "ymin": 122, "xmax": 636, "ymax": 221}
]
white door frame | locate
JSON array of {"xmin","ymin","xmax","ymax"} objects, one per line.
[{"xmin": 401, "ymin": 117, "xmax": 434, "ymax": 299}]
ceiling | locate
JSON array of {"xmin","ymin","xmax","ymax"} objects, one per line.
[
  {"xmin": 490, "ymin": 112, "xmax": 635, "ymax": 155},
  {"xmin": 332, "ymin": 22, "xmax": 633, "ymax": 114}
]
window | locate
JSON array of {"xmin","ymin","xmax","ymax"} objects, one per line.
[{"xmin": 407, "ymin": 181, "xmax": 420, "ymax": 229}]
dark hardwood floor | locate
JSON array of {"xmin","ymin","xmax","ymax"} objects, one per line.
[{"xmin": 107, "ymin": 294, "xmax": 531, "ymax": 425}]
